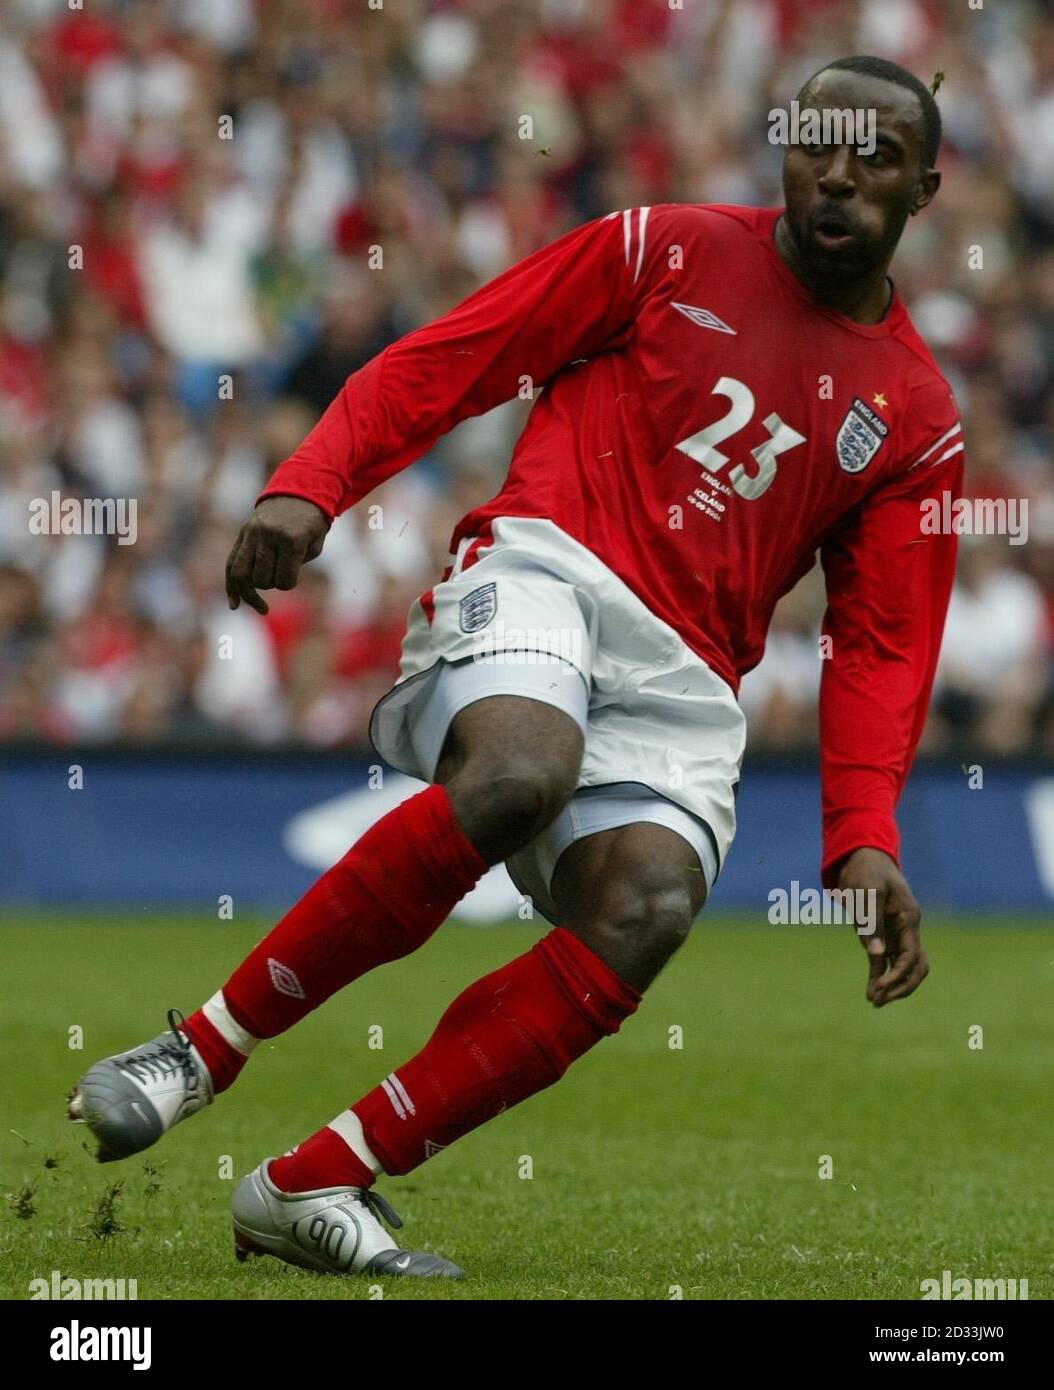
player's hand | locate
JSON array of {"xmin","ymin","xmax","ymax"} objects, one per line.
[
  {"xmin": 225, "ymin": 497, "xmax": 330, "ymax": 615},
  {"xmin": 838, "ymin": 847, "xmax": 928, "ymax": 1008}
]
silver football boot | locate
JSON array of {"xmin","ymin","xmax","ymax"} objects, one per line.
[
  {"xmin": 232, "ymin": 1160, "xmax": 463, "ymax": 1279},
  {"xmin": 68, "ymin": 1010, "xmax": 212, "ymax": 1162}
]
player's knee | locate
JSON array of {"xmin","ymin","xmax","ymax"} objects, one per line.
[
  {"xmin": 576, "ymin": 867, "xmax": 700, "ymax": 990},
  {"xmin": 449, "ymin": 763, "xmax": 575, "ymax": 861},
  {"xmin": 602, "ymin": 875, "xmax": 696, "ymax": 956}
]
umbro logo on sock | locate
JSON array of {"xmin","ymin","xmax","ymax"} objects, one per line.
[{"xmin": 267, "ymin": 958, "xmax": 306, "ymax": 1000}]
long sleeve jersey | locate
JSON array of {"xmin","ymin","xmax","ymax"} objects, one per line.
[{"xmin": 261, "ymin": 203, "xmax": 965, "ymax": 881}]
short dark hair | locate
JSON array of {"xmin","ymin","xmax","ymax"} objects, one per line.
[{"xmin": 797, "ymin": 55, "xmax": 942, "ymax": 169}]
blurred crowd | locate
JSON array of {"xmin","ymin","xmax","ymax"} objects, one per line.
[{"xmin": 1, "ymin": 0, "xmax": 1053, "ymax": 755}]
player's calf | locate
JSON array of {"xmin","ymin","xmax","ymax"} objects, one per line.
[
  {"xmin": 195, "ymin": 695, "xmax": 581, "ymax": 1079},
  {"xmin": 66, "ymin": 696, "xmax": 584, "ymax": 1158},
  {"xmin": 266, "ymin": 923, "xmax": 642, "ymax": 1209}
]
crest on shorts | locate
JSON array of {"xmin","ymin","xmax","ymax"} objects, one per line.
[
  {"xmin": 836, "ymin": 397, "xmax": 889, "ymax": 474},
  {"xmin": 459, "ymin": 582, "xmax": 497, "ymax": 633}
]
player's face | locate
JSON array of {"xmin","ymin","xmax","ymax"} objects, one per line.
[{"xmin": 780, "ymin": 71, "xmax": 940, "ymax": 284}]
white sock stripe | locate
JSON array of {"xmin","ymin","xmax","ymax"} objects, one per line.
[
  {"xmin": 381, "ymin": 1077, "xmax": 406, "ymax": 1120},
  {"xmin": 387, "ymin": 1071, "xmax": 416, "ymax": 1116},
  {"xmin": 327, "ymin": 1111, "xmax": 383, "ymax": 1175},
  {"xmin": 201, "ymin": 991, "xmax": 259, "ymax": 1057}
]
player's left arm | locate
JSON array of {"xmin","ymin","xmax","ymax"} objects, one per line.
[
  {"xmin": 818, "ymin": 395, "xmax": 964, "ymax": 1007},
  {"xmin": 226, "ymin": 205, "xmax": 673, "ymax": 612}
]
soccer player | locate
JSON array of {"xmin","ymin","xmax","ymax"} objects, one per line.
[{"xmin": 71, "ymin": 57, "xmax": 964, "ymax": 1280}]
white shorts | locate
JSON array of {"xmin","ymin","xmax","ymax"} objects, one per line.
[{"xmin": 369, "ymin": 517, "xmax": 746, "ymax": 925}]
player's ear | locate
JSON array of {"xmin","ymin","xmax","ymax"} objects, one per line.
[{"xmin": 910, "ymin": 169, "xmax": 940, "ymax": 216}]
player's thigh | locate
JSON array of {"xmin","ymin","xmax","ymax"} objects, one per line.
[
  {"xmin": 435, "ymin": 694, "xmax": 585, "ymax": 859},
  {"xmin": 550, "ymin": 821, "xmax": 707, "ymax": 990}
]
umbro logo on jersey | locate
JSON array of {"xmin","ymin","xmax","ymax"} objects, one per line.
[{"xmin": 671, "ymin": 301, "xmax": 737, "ymax": 335}]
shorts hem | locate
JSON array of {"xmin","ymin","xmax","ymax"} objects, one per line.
[
  {"xmin": 369, "ymin": 655, "xmax": 589, "ymax": 784},
  {"xmin": 571, "ymin": 779, "xmax": 724, "ymax": 878}
]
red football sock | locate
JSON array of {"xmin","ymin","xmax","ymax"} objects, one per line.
[
  {"xmin": 270, "ymin": 927, "xmax": 641, "ymax": 1192},
  {"xmin": 270, "ymin": 1124, "xmax": 376, "ymax": 1193},
  {"xmin": 182, "ymin": 786, "xmax": 487, "ymax": 1093}
]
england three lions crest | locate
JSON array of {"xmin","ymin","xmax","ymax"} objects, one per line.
[
  {"xmin": 836, "ymin": 397, "xmax": 889, "ymax": 474},
  {"xmin": 459, "ymin": 582, "xmax": 497, "ymax": 633}
]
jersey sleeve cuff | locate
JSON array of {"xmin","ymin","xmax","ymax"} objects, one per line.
[
  {"xmin": 821, "ymin": 814, "xmax": 900, "ymax": 888},
  {"xmin": 256, "ymin": 472, "xmax": 339, "ymax": 523}
]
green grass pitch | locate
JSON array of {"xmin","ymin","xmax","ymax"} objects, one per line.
[{"xmin": 1, "ymin": 913, "xmax": 1050, "ymax": 1300}]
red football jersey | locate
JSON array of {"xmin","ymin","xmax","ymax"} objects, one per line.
[{"xmin": 261, "ymin": 204, "xmax": 965, "ymax": 880}]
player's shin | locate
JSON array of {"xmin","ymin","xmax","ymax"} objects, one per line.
[
  {"xmin": 269, "ymin": 926, "xmax": 641, "ymax": 1192},
  {"xmin": 182, "ymin": 784, "xmax": 488, "ymax": 1092}
]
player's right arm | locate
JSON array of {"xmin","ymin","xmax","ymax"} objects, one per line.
[
  {"xmin": 818, "ymin": 380, "xmax": 963, "ymax": 1006},
  {"xmin": 226, "ymin": 208, "xmax": 659, "ymax": 612}
]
